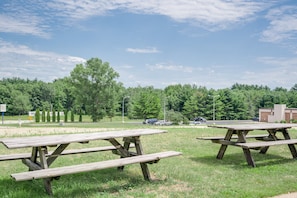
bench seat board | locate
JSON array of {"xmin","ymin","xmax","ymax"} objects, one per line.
[
  {"xmin": 236, "ymin": 139, "xmax": 297, "ymax": 148},
  {"xmin": 197, "ymin": 134, "xmax": 268, "ymax": 140},
  {"xmin": 0, "ymin": 145, "xmax": 134, "ymax": 161},
  {"xmin": 11, "ymin": 151, "xmax": 182, "ymax": 181}
]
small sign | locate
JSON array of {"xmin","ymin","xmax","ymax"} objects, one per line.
[{"xmin": 0, "ymin": 104, "xmax": 6, "ymax": 112}]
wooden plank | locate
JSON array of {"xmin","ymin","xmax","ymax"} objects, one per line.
[
  {"xmin": 0, "ymin": 129, "xmax": 166, "ymax": 149},
  {"xmin": 236, "ymin": 139, "xmax": 297, "ymax": 149},
  {"xmin": 197, "ymin": 134, "xmax": 268, "ymax": 140},
  {"xmin": 0, "ymin": 145, "xmax": 134, "ymax": 161},
  {"xmin": 11, "ymin": 151, "xmax": 182, "ymax": 181},
  {"xmin": 208, "ymin": 123, "xmax": 297, "ymax": 131}
]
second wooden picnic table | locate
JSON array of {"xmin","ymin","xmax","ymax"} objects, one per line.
[{"xmin": 198, "ymin": 123, "xmax": 297, "ymax": 167}]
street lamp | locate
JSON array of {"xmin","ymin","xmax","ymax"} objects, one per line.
[
  {"xmin": 210, "ymin": 95, "xmax": 219, "ymax": 121},
  {"xmin": 122, "ymin": 96, "xmax": 129, "ymax": 123}
]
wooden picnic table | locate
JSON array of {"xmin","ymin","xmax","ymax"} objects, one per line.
[
  {"xmin": 198, "ymin": 123, "xmax": 297, "ymax": 167},
  {"xmin": 0, "ymin": 129, "xmax": 181, "ymax": 195}
]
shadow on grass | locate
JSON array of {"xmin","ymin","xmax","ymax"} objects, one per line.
[
  {"xmin": 192, "ymin": 151, "xmax": 296, "ymax": 169},
  {"xmin": 0, "ymin": 168, "xmax": 164, "ymax": 198}
]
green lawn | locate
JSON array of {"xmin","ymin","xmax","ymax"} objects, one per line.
[{"xmin": 0, "ymin": 122, "xmax": 297, "ymax": 197}]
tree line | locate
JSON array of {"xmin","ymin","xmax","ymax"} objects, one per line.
[{"xmin": 1, "ymin": 57, "xmax": 297, "ymax": 123}]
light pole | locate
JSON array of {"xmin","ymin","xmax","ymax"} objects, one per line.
[
  {"xmin": 122, "ymin": 96, "xmax": 129, "ymax": 123},
  {"xmin": 212, "ymin": 95, "xmax": 219, "ymax": 121}
]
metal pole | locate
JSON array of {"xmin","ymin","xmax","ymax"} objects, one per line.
[
  {"xmin": 122, "ymin": 96, "xmax": 129, "ymax": 123},
  {"xmin": 213, "ymin": 95, "xmax": 219, "ymax": 121},
  {"xmin": 213, "ymin": 97, "xmax": 215, "ymax": 121},
  {"xmin": 164, "ymin": 99, "xmax": 166, "ymax": 121}
]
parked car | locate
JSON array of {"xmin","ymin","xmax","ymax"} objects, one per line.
[
  {"xmin": 194, "ymin": 117, "xmax": 207, "ymax": 122},
  {"xmin": 154, "ymin": 120, "xmax": 172, "ymax": 126},
  {"xmin": 143, "ymin": 118, "xmax": 158, "ymax": 125},
  {"xmin": 252, "ymin": 117, "xmax": 259, "ymax": 121}
]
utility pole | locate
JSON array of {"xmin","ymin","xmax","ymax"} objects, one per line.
[{"xmin": 122, "ymin": 96, "xmax": 129, "ymax": 123}]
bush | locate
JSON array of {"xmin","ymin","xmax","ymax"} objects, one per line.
[
  {"xmin": 47, "ymin": 110, "xmax": 50, "ymax": 122},
  {"xmin": 52, "ymin": 109, "xmax": 56, "ymax": 122},
  {"xmin": 166, "ymin": 110, "xmax": 184, "ymax": 125},
  {"xmin": 42, "ymin": 109, "xmax": 46, "ymax": 122},
  {"xmin": 57, "ymin": 111, "xmax": 60, "ymax": 122},
  {"xmin": 291, "ymin": 119, "xmax": 297, "ymax": 123},
  {"xmin": 64, "ymin": 110, "xmax": 68, "ymax": 122},
  {"xmin": 71, "ymin": 111, "xmax": 75, "ymax": 122},
  {"xmin": 35, "ymin": 108, "xmax": 40, "ymax": 123}
]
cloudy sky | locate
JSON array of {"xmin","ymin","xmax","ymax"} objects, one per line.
[{"xmin": 0, "ymin": 0, "xmax": 297, "ymax": 89}]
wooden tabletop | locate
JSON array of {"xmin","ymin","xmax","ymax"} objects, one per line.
[
  {"xmin": 0, "ymin": 129, "xmax": 166, "ymax": 149},
  {"xmin": 208, "ymin": 123, "xmax": 297, "ymax": 131}
]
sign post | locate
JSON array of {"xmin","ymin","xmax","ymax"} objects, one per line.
[{"xmin": 0, "ymin": 104, "xmax": 6, "ymax": 124}]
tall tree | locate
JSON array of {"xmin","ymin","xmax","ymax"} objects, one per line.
[
  {"xmin": 70, "ymin": 58, "xmax": 120, "ymax": 122},
  {"xmin": 131, "ymin": 87, "xmax": 161, "ymax": 119},
  {"xmin": 10, "ymin": 90, "xmax": 32, "ymax": 116}
]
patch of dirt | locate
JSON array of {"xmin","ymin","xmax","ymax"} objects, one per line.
[{"xmin": 271, "ymin": 192, "xmax": 297, "ymax": 198}]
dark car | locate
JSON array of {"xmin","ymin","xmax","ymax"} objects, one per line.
[
  {"xmin": 252, "ymin": 117, "xmax": 259, "ymax": 121},
  {"xmin": 194, "ymin": 117, "xmax": 207, "ymax": 122},
  {"xmin": 143, "ymin": 118, "xmax": 158, "ymax": 125}
]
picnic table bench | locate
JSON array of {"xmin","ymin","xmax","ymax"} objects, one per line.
[
  {"xmin": 0, "ymin": 129, "xmax": 181, "ymax": 195},
  {"xmin": 197, "ymin": 123, "xmax": 297, "ymax": 167}
]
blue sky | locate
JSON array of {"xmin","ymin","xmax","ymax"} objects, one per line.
[{"xmin": 0, "ymin": 0, "xmax": 297, "ymax": 89}]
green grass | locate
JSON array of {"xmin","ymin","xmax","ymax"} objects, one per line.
[{"xmin": 1, "ymin": 122, "xmax": 297, "ymax": 197}]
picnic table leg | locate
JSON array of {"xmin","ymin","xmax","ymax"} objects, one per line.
[
  {"xmin": 242, "ymin": 148, "xmax": 256, "ymax": 167},
  {"xmin": 217, "ymin": 129, "xmax": 234, "ymax": 159},
  {"xmin": 117, "ymin": 137, "xmax": 132, "ymax": 171},
  {"xmin": 259, "ymin": 130, "xmax": 277, "ymax": 154},
  {"xmin": 134, "ymin": 137, "xmax": 151, "ymax": 181},
  {"xmin": 236, "ymin": 130, "xmax": 256, "ymax": 167},
  {"xmin": 38, "ymin": 146, "xmax": 53, "ymax": 195},
  {"xmin": 281, "ymin": 128, "xmax": 297, "ymax": 158}
]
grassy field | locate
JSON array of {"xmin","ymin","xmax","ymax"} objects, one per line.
[{"xmin": 1, "ymin": 121, "xmax": 297, "ymax": 197}]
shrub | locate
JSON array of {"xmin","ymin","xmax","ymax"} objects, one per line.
[
  {"xmin": 42, "ymin": 109, "xmax": 46, "ymax": 122},
  {"xmin": 35, "ymin": 108, "xmax": 40, "ymax": 123},
  {"xmin": 47, "ymin": 110, "xmax": 50, "ymax": 122},
  {"xmin": 71, "ymin": 110, "xmax": 75, "ymax": 122}
]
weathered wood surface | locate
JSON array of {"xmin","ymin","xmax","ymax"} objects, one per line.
[
  {"xmin": 0, "ymin": 129, "xmax": 166, "ymax": 149},
  {"xmin": 208, "ymin": 123, "xmax": 297, "ymax": 131},
  {"xmin": 11, "ymin": 151, "xmax": 182, "ymax": 181},
  {"xmin": 197, "ymin": 134, "xmax": 268, "ymax": 140},
  {"xmin": 236, "ymin": 139, "xmax": 297, "ymax": 148},
  {"xmin": 0, "ymin": 145, "xmax": 135, "ymax": 161}
]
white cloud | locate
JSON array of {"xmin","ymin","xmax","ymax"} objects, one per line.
[
  {"xmin": 0, "ymin": 14, "xmax": 49, "ymax": 38},
  {"xmin": 0, "ymin": 40, "xmax": 86, "ymax": 82},
  {"xmin": 148, "ymin": 63, "xmax": 196, "ymax": 73},
  {"xmin": 126, "ymin": 47, "xmax": 160, "ymax": 54},
  {"xmin": 0, "ymin": 0, "xmax": 51, "ymax": 38},
  {"xmin": 117, "ymin": 0, "xmax": 271, "ymax": 30},
  {"xmin": 0, "ymin": 0, "xmax": 276, "ymax": 37},
  {"xmin": 261, "ymin": 6, "xmax": 297, "ymax": 42}
]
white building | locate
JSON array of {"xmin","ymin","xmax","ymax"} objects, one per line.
[{"xmin": 259, "ymin": 104, "xmax": 297, "ymax": 123}]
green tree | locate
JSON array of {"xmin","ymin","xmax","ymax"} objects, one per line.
[
  {"xmin": 42, "ymin": 109, "xmax": 46, "ymax": 122},
  {"xmin": 10, "ymin": 90, "xmax": 32, "ymax": 116},
  {"xmin": 71, "ymin": 110, "xmax": 75, "ymax": 122},
  {"xmin": 35, "ymin": 108, "xmax": 40, "ymax": 123},
  {"xmin": 47, "ymin": 110, "xmax": 50, "ymax": 122},
  {"xmin": 70, "ymin": 58, "xmax": 120, "ymax": 122},
  {"xmin": 79, "ymin": 109, "xmax": 82, "ymax": 122},
  {"xmin": 57, "ymin": 111, "xmax": 60, "ymax": 122},
  {"xmin": 64, "ymin": 110, "xmax": 68, "ymax": 122},
  {"xmin": 52, "ymin": 109, "xmax": 56, "ymax": 122},
  {"xmin": 131, "ymin": 87, "xmax": 161, "ymax": 119}
]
